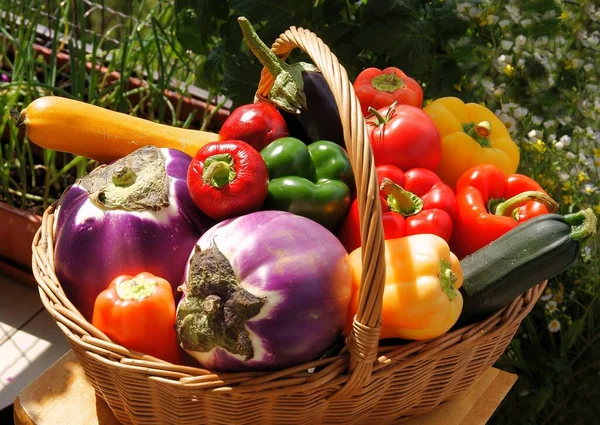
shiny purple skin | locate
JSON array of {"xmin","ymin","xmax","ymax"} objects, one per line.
[
  {"xmin": 54, "ymin": 148, "xmax": 211, "ymax": 320},
  {"xmin": 179, "ymin": 210, "xmax": 352, "ymax": 372}
]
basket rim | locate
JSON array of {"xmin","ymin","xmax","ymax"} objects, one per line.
[{"xmin": 32, "ymin": 204, "xmax": 546, "ymax": 398}]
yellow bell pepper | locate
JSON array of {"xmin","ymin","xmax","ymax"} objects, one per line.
[
  {"xmin": 423, "ymin": 97, "xmax": 520, "ymax": 190},
  {"xmin": 345, "ymin": 234, "xmax": 463, "ymax": 341}
]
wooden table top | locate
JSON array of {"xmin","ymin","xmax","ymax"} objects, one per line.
[{"xmin": 13, "ymin": 351, "xmax": 517, "ymax": 425}]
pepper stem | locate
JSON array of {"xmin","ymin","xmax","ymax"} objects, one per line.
[
  {"xmin": 202, "ymin": 154, "xmax": 236, "ymax": 188},
  {"xmin": 112, "ymin": 165, "xmax": 137, "ymax": 187},
  {"xmin": 462, "ymin": 121, "xmax": 492, "ymax": 147},
  {"xmin": 370, "ymin": 72, "xmax": 405, "ymax": 92},
  {"xmin": 116, "ymin": 277, "xmax": 157, "ymax": 301},
  {"xmin": 439, "ymin": 259, "xmax": 458, "ymax": 301},
  {"xmin": 494, "ymin": 190, "xmax": 559, "ymax": 217},
  {"xmin": 380, "ymin": 177, "xmax": 423, "ymax": 216},
  {"xmin": 237, "ymin": 17, "xmax": 317, "ymax": 114},
  {"xmin": 564, "ymin": 208, "xmax": 597, "ymax": 241}
]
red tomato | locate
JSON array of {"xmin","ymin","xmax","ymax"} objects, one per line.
[
  {"xmin": 366, "ymin": 104, "xmax": 442, "ymax": 172},
  {"xmin": 219, "ymin": 103, "xmax": 289, "ymax": 152}
]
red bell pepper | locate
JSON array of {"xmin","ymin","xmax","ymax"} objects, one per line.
[
  {"xmin": 450, "ymin": 164, "xmax": 560, "ymax": 258},
  {"xmin": 187, "ymin": 140, "xmax": 269, "ymax": 221},
  {"xmin": 354, "ymin": 67, "xmax": 423, "ymax": 116},
  {"xmin": 92, "ymin": 272, "xmax": 181, "ymax": 364},
  {"xmin": 337, "ymin": 165, "xmax": 456, "ymax": 253}
]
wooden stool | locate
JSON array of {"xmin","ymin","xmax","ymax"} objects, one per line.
[{"xmin": 13, "ymin": 351, "xmax": 517, "ymax": 425}]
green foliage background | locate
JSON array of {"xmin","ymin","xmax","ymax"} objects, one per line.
[{"xmin": 174, "ymin": 1, "xmax": 599, "ymax": 424}]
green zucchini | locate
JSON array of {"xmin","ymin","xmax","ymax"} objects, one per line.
[{"xmin": 457, "ymin": 208, "xmax": 597, "ymax": 325}]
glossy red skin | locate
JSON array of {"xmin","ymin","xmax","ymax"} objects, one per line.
[
  {"xmin": 188, "ymin": 140, "xmax": 269, "ymax": 221},
  {"xmin": 367, "ymin": 104, "xmax": 442, "ymax": 172},
  {"xmin": 451, "ymin": 164, "xmax": 551, "ymax": 258},
  {"xmin": 219, "ymin": 103, "xmax": 289, "ymax": 152},
  {"xmin": 354, "ymin": 67, "xmax": 423, "ymax": 116},
  {"xmin": 337, "ymin": 165, "xmax": 455, "ymax": 253}
]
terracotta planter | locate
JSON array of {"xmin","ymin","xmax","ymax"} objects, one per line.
[{"xmin": 0, "ymin": 202, "xmax": 41, "ymax": 287}]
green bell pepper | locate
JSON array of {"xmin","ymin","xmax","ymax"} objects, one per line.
[{"xmin": 260, "ymin": 137, "xmax": 354, "ymax": 231}]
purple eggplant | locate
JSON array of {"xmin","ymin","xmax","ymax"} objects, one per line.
[
  {"xmin": 53, "ymin": 146, "xmax": 212, "ymax": 320},
  {"xmin": 175, "ymin": 210, "xmax": 352, "ymax": 372},
  {"xmin": 238, "ymin": 17, "xmax": 345, "ymax": 147}
]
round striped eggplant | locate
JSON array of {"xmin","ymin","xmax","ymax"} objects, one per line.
[
  {"xmin": 53, "ymin": 146, "xmax": 212, "ymax": 320},
  {"xmin": 175, "ymin": 210, "xmax": 352, "ymax": 372}
]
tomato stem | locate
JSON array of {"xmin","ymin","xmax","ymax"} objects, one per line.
[{"xmin": 367, "ymin": 100, "xmax": 398, "ymax": 124}]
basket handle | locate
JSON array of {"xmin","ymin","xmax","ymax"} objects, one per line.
[{"xmin": 249, "ymin": 21, "xmax": 387, "ymax": 395}]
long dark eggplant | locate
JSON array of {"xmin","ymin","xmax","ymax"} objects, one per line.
[{"xmin": 238, "ymin": 17, "xmax": 345, "ymax": 147}]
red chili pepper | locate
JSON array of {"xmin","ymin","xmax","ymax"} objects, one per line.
[
  {"xmin": 187, "ymin": 140, "xmax": 269, "ymax": 221},
  {"xmin": 450, "ymin": 164, "xmax": 559, "ymax": 258},
  {"xmin": 354, "ymin": 67, "xmax": 423, "ymax": 116},
  {"xmin": 92, "ymin": 272, "xmax": 181, "ymax": 364},
  {"xmin": 337, "ymin": 165, "xmax": 455, "ymax": 253},
  {"xmin": 218, "ymin": 103, "xmax": 289, "ymax": 152}
]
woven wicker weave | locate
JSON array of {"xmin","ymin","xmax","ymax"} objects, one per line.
[{"xmin": 32, "ymin": 24, "xmax": 546, "ymax": 425}]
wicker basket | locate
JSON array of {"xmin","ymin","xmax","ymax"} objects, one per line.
[{"xmin": 32, "ymin": 24, "xmax": 547, "ymax": 425}]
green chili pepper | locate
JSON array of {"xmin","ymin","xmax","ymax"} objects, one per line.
[{"xmin": 260, "ymin": 137, "xmax": 354, "ymax": 231}]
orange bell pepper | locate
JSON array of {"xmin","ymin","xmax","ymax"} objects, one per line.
[
  {"xmin": 92, "ymin": 272, "xmax": 181, "ymax": 364},
  {"xmin": 423, "ymin": 97, "xmax": 520, "ymax": 190},
  {"xmin": 345, "ymin": 234, "xmax": 464, "ymax": 340}
]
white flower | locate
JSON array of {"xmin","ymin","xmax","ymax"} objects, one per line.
[
  {"xmin": 584, "ymin": 63, "xmax": 594, "ymax": 72},
  {"xmin": 555, "ymin": 35, "xmax": 567, "ymax": 45},
  {"xmin": 540, "ymin": 293, "xmax": 553, "ymax": 301},
  {"xmin": 532, "ymin": 115, "xmax": 543, "ymax": 126},
  {"xmin": 513, "ymin": 107, "xmax": 529, "ymax": 119},
  {"xmin": 545, "ymin": 300, "xmax": 558, "ymax": 313},
  {"xmin": 558, "ymin": 116, "xmax": 572, "ymax": 125},
  {"xmin": 516, "ymin": 34, "xmax": 527, "ymax": 46},
  {"xmin": 559, "ymin": 135, "xmax": 572, "ymax": 146},
  {"xmin": 571, "ymin": 59, "xmax": 584, "ymax": 69},
  {"xmin": 527, "ymin": 129, "xmax": 539, "ymax": 139},
  {"xmin": 548, "ymin": 319, "xmax": 561, "ymax": 333},
  {"xmin": 521, "ymin": 19, "xmax": 533, "ymax": 27},
  {"xmin": 517, "ymin": 58, "xmax": 526, "ymax": 68},
  {"xmin": 456, "ymin": 2, "xmax": 471, "ymax": 14},
  {"xmin": 499, "ymin": 19, "xmax": 511, "ymax": 28},
  {"xmin": 543, "ymin": 120, "xmax": 556, "ymax": 129},
  {"xmin": 587, "ymin": 33, "xmax": 599, "ymax": 47},
  {"xmin": 587, "ymin": 84, "xmax": 599, "ymax": 93},
  {"xmin": 487, "ymin": 14, "xmax": 499, "ymax": 25},
  {"xmin": 501, "ymin": 40, "xmax": 514, "ymax": 51},
  {"xmin": 558, "ymin": 172, "xmax": 570, "ymax": 182},
  {"xmin": 534, "ymin": 36, "xmax": 549, "ymax": 47},
  {"xmin": 469, "ymin": 7, "xmax": 482, "ymax": 18},
  {"xmin": 566, "ymin": 152, "xmax": 577, "ymax": 160},
  {"xmin": 554, "ymin": 141, "xmax": 564, "ymax": 150},
  {"xmin": 506, "ymin": 5, "xmax": 521, "ymax": 23}
]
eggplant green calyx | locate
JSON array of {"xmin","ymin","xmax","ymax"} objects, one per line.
[
  {"xmin": 494, "ymin": 191, "xmax": 559, "ymax": 218},
  {"xmin": 439, "ymin": 258, "xmax": 458, "ymax": 301},
  {"xmin": 371, "ymin": 72, "xmax": 405, "ymax": 92},
  {"xmin": 462, "ymin": 121, "xmax": 492, "ymax": 147},
  {"xmin": 380, "ymin": 177, "xmax": 423, "ymax": 216},
  {"xmin": 238, "ymin": 17, "xmax": 318, "ymax": 114},
  {"xmin": 564, "ymin": 208, "xmax": 597, "ymax": 241},
  {"xmin": 116, "ymin": 277, "xmax": 157, "ymax": 301},
  {"xmin": 176, "ymin": 244, "xmax": 266, "ymax": 360},
  {"xmin": 203, "ymin": 154, "xmax": 236, "ymax": 188},
  {"xmin": 80, "ymin": 145, "xmax": 170, "ymax": 211}
]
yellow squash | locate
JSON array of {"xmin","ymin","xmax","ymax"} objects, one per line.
[{"xmin": 15, "ymin": 96, "xmax": 219, "ymax": 163}]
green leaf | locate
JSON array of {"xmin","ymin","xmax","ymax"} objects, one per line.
[
  {"xmin": 560, "ymin": 318, "xmax": 585, "ymax": 356},
  {"xmin": 533, "ymin": 384, "xmax": 554, "ymax": 414}
]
